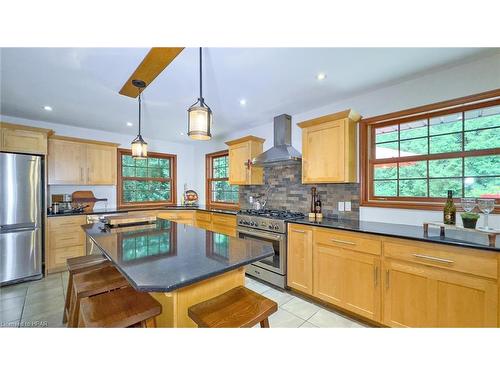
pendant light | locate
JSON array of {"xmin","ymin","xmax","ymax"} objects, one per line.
[
  {"xmin": 187, "ymin": 47, "xmax": 212, "ymax": 140},
  {"xmin": 131, "ymin": 79, "xmax": 148, "ymax": 158}
]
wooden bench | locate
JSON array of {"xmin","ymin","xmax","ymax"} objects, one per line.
[
  {"xmin": 78, "ymin": 287, "xmax": 162, "ymax": 328},
  {"xmin": 188, "ymin": 286, "xmax": 278, "ymax": 328}
]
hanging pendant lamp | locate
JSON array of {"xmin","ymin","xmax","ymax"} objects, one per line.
[
  {"xmin": 187, "ymin": 47, "xmax": 212, "ymax": 140},
  {"xmin": 131, "ymin": 79, "xmax": 148, "ymax": 158}
]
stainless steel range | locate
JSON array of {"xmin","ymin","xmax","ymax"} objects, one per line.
[{"xmin": 237, "ymin": 209, "xmax": 304, "ymax": 289}]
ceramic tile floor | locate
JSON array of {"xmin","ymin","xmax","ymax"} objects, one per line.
[{"xmin": 0, "ymin": 273, "xmax": 367, "ymax": 328}]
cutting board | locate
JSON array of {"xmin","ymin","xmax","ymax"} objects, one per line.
[
  {"xmin": 104, "ymin": 213, "xmax": 157, "ymax": 227},
  {"xmin": 72, "ymin": 190, "xmax": 108, "ymax": 212}
]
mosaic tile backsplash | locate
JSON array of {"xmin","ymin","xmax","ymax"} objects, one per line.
[{"xmin": 239, "ymin": 163, "xmax": 360, "ymax": 219}]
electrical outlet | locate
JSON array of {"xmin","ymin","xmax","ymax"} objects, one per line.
[
  {"xmin": 338, "ymin": 201, "xmax": 345, "ymax": 212},
  {"xmin": 345, "ymin": 201, "xmax": 352, "ymax": 211}
]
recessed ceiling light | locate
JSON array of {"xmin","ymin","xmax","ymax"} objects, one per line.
[
  {"xmin": 316, "ymin": 73, "xmax": 327, "ymax": 81},
  {"xmin": 180, "ymin": 132, "xmax": 185, "ymax": 136},
  {"xmin": 43, "ymin": 105, "xmax": 53, "ymax": 111},
  {"xmin": 239, "ymin": 99, "xmax": 247, "ymax": 106},
  {"xmin": 126, "ymin": 122, "xmax": 133, "ymax": 127}
]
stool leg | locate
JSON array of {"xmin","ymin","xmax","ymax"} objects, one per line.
[
  {"xmin": 260, "ymin": 318, "xmax": 270, "ymax": 328},
  {"xmin": 63, "ymin": 273, "xmax": 73, "ymax": 324},
  {"xmin": 141, "ymin": 318, "xmax": 156, "ymax": 328}
]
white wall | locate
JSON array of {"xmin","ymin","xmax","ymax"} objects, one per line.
[
  {"xmin": 1, "ymin": 115, "xmax": 197, "ymax": 207},
  {"xmin": 194, "ymin": 52, "xmax": 500, "ymax": 227}
]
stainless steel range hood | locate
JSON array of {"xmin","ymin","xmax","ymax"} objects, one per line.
[{"xmin": 252, "ymin": 114, "xmax": 302, "ymax": 166}]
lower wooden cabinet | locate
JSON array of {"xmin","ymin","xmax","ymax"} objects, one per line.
[
  {"xmin": 287, "ymin": 224, "xmax": 313, "ymax": 294},
  {"xmin": 313, "ymin": 239, "xmax": 381, "ymax": 322},
  {"xmin": 157, "ymin": 210, "xmax": 196, "ymax": 225},
  {"xmin": 287, "ymin": 223, "xmax": 499, "ymax": 327},
  {"xmin": 46, "ymin": 215, "xmax": 87, "ymax": 274},
  {"xmin": 383, "ymin": 259, "xmax": 498, "ymax": 328}
]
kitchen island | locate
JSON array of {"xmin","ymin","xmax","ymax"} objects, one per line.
[{"xmin": 82, "ymin": 219, "xmax": 274, "ymax": 327}]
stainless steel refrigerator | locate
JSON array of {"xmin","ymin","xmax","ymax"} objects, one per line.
[{"xmin": 0, "ymin": 152, "xmax": 43, "ymax": 285}]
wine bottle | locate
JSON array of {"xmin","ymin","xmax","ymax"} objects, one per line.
[
  {"xmin": 443, "ymin": 190, "xmax": 456, "ymax": 225},
  {"xmin": 315, "ymin": 194, "xmax": 322, "ymax": 214}
]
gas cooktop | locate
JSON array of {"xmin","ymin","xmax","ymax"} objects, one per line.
[{"xmin": 238, "ymin": 209, "xmax": 305, "ymax": 220}]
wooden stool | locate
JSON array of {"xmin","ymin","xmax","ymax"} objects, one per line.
[
  {"xmin": 78, "ymin": 287, "xmax": 162, "ymax": 328},
  {"xmin": 63, "ymin": 254, "xmax": 109, "ymax": 324},
  {"xmin": 68, "ymin": 265, "xmax": 129, "ymax": 327},
  {"xmin": 188, "ymin": 286, "xmax": 278, "ymax": 328}
]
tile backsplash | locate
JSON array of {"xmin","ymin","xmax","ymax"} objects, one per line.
[{"xmin": 239, "ymin": 163, "xmax": 359, "ymax": 219}]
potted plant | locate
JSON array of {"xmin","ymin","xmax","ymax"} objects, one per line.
[{"xmin": 461, "ymin": 212, "xmax": 480, "ymax": 229}]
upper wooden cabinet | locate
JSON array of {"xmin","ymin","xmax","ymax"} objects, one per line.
[
  {"xmin": 298, "ymin": 109, "xmax": 360, "ymax": 183},
  {"xmin": 0, "ymin": 122, "xmax": 53, "ymax": 155},
  {"xmin": 225, "ymin": 136, "xmax": 265, "ymax": 185},
  {"xmin": 48, "ymin": 136, "xmax": 118, "ymax": 185}
]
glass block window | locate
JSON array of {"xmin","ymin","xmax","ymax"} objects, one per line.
[
  {"xmin": 206, "ymin": 151, "xmax": 239, "ymax": 207},
  {"xmin": 118, "ymin": 149, "xmax": 176, "ymax": 207}
]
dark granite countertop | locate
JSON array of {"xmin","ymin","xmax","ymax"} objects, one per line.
[
  {"xmin": 47, "ymin": 205, "xmax": 238, "ymax": 217},
  {"xmin": 82, "ymin": 219, "xmax": 272, "ymax": 292},
  {"xmin": 288, "ymin": 217, "xmax": 500, "ymax": 252}
]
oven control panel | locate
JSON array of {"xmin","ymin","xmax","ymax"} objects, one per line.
[{"xmin": 237, "ymin": 215, "xmax": 285, "ymax": 233}]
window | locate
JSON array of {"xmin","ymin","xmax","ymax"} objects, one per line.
[
  {"xmin": 117, "ymin": 149, "xmax": 176, "ymax": 208},
  {"xmin": 206, "ymin": 150, "xmax": 239, "ymax": 208},
  {"xmin": 360, "ymin": 90, "xmax": 500, "ymax": 211}
]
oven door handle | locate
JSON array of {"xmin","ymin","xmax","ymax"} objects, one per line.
[{"xmin": 237, "ymin": 228, "xmax": 284, "ymax": 241}]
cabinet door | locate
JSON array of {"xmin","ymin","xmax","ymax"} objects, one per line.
[
  {"xmin": 48, "ymin": 139, "xmax": 86, "ymax": 184},
  {"xmin": 228, "ymin": 143, "xmax": 249, "ymax": 185},
  {"xmin": 342, "ymin": 250, "xmax": 381, "ymax": 322},
  {"xmin": 313, "ymin": 243, "xmax": 343, "ymax": 305},
  {"xmin": 1, "ymin": 128, "xmax": 47, "ymax": 154},
  {"xmin": 86, "ymin": 144, "xmax": 117, "ymax": 185},
  {"xmin": 434, "ymin": 269, "xmax": 497, "ymax": 328},
  {"xmin": 302, "ymin": 119, "xmax": 345, "ymax": 183},
  {"xmin": 383, "ymin": 260, "xmax": 435, "ymax": 328},
  {"xmin": 287, "ymin": 225, "xmax": 313, "ymax": 294}
]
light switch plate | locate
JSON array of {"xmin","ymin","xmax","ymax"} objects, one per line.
[
  {"xmin": 345, "ymin": 201, "xmax": 352, "ymax": 211},
  {"xmin": 338, "ymin": 201, "xmax": 345, "ymax": 212}
]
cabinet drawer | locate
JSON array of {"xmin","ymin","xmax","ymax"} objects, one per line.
[
  {"xmin": 158, "ymin": 210, "xmax": 195, "ymax": 221},
  {"xmin": 314, "ymin": 228, "xmax": 381, "ymax": 255},
  {"xmin": 211, "ymin": 223, "xmax": 236, "ymax": 237},
  {"xmin": 212, "ymin": 213, "xmax": 236, "ymax": 227},
  {"xmin": 196, "ymin": 211, "xmax": 212, "ymax": 222},
  {"xmin": 53, "ymin": 245, "xmax": 85, "ymax": 268},
  {"xmin": 383, "ymin": 239, "xmax": 498, "ymax": 279},
  {"xmin": 48, "ymin": 215, "xmax": 86, "ymax": 230},
  {"xmin": 196, "ymin": 220, "xmax": 212, "ymax": 231},
  {"xmin": 49, "ymin": 230, "xmax": 85, "ymax": 249}
]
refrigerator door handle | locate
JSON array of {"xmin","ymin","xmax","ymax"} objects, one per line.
[{"xmin": 0, "ymin": 223, "xmax": 37, "ymax": 233}]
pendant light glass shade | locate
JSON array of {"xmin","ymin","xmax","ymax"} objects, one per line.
[
  {"xmin": 187, "ymin": 47, "xmax": 212, "ymax": 140},
  {"xmin": 188, "ymin": 100, "xmax": 212, "ymax": 140},
  {"xmin": 131, "ymin": 134, "xmax": 148, "ymax": 158},
  {"xmin": 131, "ymin": 80, "xmax": 148, "ymax": 158}
]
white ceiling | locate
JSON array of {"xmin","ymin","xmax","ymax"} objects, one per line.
[{"xmin": 0, "ymin": 48, "xmax": 496, "ymax": 143}]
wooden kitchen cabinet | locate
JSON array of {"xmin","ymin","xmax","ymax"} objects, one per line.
[
  {"xmin": 225, "ymin": 136, "xmax": 265, "ymax": 185},
  {"xmin": 48, "ymin": 136, "xmax": 118, "ymax": 185},
  {"xmin": 287, "ymin": 224, "xmax": 313, "ymax": 294},
  {"xmin": 46, "ymin": 215, "xmax": 87, "ymax": 274},
  {"xmin": 313, "ymin": 228, "xmax": 382, "ymax": 321},
  {"xmin": 157, "ymin": 210, "xmax": 196, "ymax": 225},
  {"xmin": 0, "ymin": 122, "xmax": 53, "ymax": 155},
  {"xmin": 383, "ymin": 259, "xmax": 498, "ymax": 328},
  {"xmin": 298, "ymin": 109, "xmax": 360, "ymax": 183}
]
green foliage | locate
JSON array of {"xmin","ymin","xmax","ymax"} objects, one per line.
[{"xmin": 373, "ymin": 112, "xmax": 499, "ymax": 198}]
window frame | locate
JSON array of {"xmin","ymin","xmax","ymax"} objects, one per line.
[
  {"xmin": 205, "ymin": 149, "xmax": 239, "ymax": 210},
  {"xmin": 360, "ymin": 89, "xmax": 500, "ymax": 212},
  {"xmin": 117, "ymin": 148, "xmax": 177, "ymax": 209}
]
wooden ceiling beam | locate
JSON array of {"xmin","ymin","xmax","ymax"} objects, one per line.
[{"xmin": 119, "ymin": 47, "xmax": 184, "ymax": 98}]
